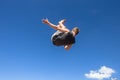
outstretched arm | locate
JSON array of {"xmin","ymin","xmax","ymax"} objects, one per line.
[{"xmin": 42, "ymin": 19, "xmax": 70, "ymax": 32}]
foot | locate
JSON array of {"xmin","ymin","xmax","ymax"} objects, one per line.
[
  {"xmin": 42, "ymin": 19, "xmax": 49, "ymax": 24},
  {"xmin": 59, "ymin": 19, "xmax": 66, "ymax": 24}
]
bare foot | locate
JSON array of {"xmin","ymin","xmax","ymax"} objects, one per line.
[
  {"xmin": 42, "ymin": 19, "xmax": 49, "ymax": 24},
  {"xmin": 59, "ymin": 19, "xmax": 66, "ymax": 24}
]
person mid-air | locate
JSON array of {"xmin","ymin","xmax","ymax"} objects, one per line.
[{"xmin": 42, "ymin": 19, "xmax": 80, "ymax": 50}]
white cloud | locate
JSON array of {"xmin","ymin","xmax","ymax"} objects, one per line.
[
  {"xmin": 111, "ymin": 78, "xmax": 117, "ymax": 80},
  {"xmin": 85, "ymin": 66, "xmax": 115, "ymax": 80}
]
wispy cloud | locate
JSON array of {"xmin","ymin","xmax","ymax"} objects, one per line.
[{"xmin": 85, "ymin": 66, "xmax": 115, "ymax": 80}]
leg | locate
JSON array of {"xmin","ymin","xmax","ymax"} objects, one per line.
[
  {"xmin": 58, "ymin": 19, "xmax": 67, "ymax": 29},
  {"xmin": 42, "ymin": 19, "xmax": 70, "ymax": 32},
  {"xmin": 42, "ymin": 19, "xmax": 66, "ymax": 29},
  {"xmin": 56, "ymin": 19, "xmax": 66, "ymax": 28},
  {"xmin": 58, "ymin": 19, "xmax": 70, "ymax": 32},
  {"xmin": 42, "ymin": 19, "xmax": 58, "ymax": 30}
]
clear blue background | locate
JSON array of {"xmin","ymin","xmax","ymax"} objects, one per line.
[{"xmin": 0, "ymin": 0, "xmax": 120, "ymax": 80}]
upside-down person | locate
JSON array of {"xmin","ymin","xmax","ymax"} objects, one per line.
[{"xmin": 42, "ymin": 19, "xmax": 80, "ymax": 50}]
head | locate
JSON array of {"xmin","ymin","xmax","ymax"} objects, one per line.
[{"xmin": 72, "ymin": 27, "xmax": 80, "ymax": 36}]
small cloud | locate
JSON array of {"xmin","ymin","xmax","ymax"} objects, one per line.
[
  {"xmin": 111, "ymin": 78, "xmax": 117, "ymax": 80},
  {"xmin": 85, "ymin": 66, "xmax": 115, "ymax": 80}
]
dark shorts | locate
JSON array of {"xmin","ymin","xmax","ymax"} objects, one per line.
[{"xmin": 51, "ymin": 31, "xmax": 75, "ymax": 46}]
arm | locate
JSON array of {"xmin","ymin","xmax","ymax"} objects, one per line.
[
  {"xmin": 42, "ymin": 19, "xmax": 70, "ymax": 32},
  {"xmin": 64, "ymin": 44, "xmax": 72, "ymax": 50}
]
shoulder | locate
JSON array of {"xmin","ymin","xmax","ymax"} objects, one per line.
[{"xmin": 71, "ymin": 31, "xmax": 76, "ymax": 37}]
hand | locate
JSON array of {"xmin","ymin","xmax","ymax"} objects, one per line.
[
  {"xmin": 64, "ymin": 44, "xmax": 72, "ymax": 50},
  {"xmin": 42, "ymin": 19, "xmax": 49, "ymax": 24}
]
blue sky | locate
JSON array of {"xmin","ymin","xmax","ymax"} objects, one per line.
[{"xmin": 0, "ymin": 0, "xmax": 120, "ymax": 80}]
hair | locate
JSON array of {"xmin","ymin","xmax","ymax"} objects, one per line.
[{"xmin": 72, "ymin": 27, "xmax": 80, "ymax": 35}]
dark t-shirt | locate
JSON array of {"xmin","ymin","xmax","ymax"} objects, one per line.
[{"xmin": 51, "ymin": 31, "xmax": 75, "ymax": 46}]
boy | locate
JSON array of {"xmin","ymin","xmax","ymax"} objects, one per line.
[{"xmin": 42, "ymin": 19, "xmax": 80, "ymax": 50}]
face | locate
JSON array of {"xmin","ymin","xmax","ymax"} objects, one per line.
[{"xmin": 72, "ymin": 28, "xmax": 80, "ymax": 35}]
